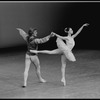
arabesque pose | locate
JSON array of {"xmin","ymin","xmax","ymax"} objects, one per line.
[{"xmin": 30, "ymin": 23, "xmax": 89, "ymax": 86}]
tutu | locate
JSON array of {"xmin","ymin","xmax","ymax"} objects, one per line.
[{"xmin": 56, "ymin": 38, "xmax": 76, "ymax": 62}]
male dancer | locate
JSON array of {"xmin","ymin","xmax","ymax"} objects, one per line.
[{"xmin": 17, "ymin": 28, "xmax": 54, "ymax": 87}]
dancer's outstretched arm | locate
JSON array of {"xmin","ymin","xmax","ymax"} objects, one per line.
[
  {"xmin": 51, "ymin": 32, "xmax": 69, "ymax": 40},
  {"xmin": 72, "ymin": 23, "xmax": 89, "ymax": 38},
  {"xmin": 30, "ymin": 49, "xmax": 61, "ymax": 54},
  {"xmin": 31, "ymin": 33, "xmax": 54, "ymax": 44}
]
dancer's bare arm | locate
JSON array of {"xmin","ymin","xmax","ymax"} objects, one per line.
[
  {"xmin": 51, "ymin": 32, "xmax": 69, "ymax": 40},
  {"xmin": 72, "ymin": 23, "xmax": 89, "ymax": 38}
]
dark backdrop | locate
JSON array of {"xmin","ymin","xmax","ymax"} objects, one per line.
[{"xmin": 0, "ymin": 2, "xmax": 100, "ymax": 53}]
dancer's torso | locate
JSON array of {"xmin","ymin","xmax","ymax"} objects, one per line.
[
  {"xmin": 26, "ymin": 36, "xmax": 38, "ymax": 56},
  {"xmin": 56, "ymin": 36, "xmax": 75, "ymax": 50},
  {"xmin": 65, "ymin": 36, "xmax": 75, "ymax": 50}
]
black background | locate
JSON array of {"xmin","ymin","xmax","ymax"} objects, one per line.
[
  {"xmin": 39, "ymin": 2, "xmax": 100, "ymax": 50},
  {"xmin": 0, "ymin": 2, "xmax": 100, "ymax": 53}
]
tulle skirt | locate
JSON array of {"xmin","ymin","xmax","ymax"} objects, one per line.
[{"xmin": 56, "ymin": 38, "xmax": 76, "ymax": 62}]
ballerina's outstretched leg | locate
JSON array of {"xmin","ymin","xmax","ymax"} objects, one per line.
[{"xmin": 30, "ymin": 49, "xmax": 62, "ymax": 55}]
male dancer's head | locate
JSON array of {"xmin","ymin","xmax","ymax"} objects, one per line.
[{"xmin": 28, "ymin": 28, "xmax": 37, "ymax": 38}]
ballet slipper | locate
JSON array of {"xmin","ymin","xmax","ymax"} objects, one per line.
[
  {"xmin": 30, "ymin": 50, "xmax": 38, "ymax": 53},
  {"xmin": 22, "ymin": 86, "xmax": 26, "ymax": 88},
  {"xmin": 61, "ymin": 78, "xmax": 66, "ymax": 86},
  {"xmin": 39, "ymin": 78, "xmax": 46, "ymax": 83}
]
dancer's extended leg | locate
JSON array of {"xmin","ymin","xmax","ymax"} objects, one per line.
[
  {"xmin": 23, "ymin": 54, "xmax": 31, "ymax": 87},
  {"xmin": 61, "ymin": 54, "xmax": 66, "ymax": 86},
  {"xmin": 30, "ymin": 49, "xmax": 62, "ymax": 54},
  {"xmin": 30, "ymin": 55, "xmax": 46, "ymax": 83}
]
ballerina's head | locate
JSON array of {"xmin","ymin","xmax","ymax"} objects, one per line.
[{"xmin": 64, "ymin": 27, "xmax": 73, "ymax": 36}]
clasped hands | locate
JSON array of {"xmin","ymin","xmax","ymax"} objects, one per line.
[{"xmin": 50, "ymin": 32, "xmax": 57, "ymax": 37}]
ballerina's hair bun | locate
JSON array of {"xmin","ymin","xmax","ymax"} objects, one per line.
[{"xmin": 64, "ymin": 27, "xmax": 70, "ymax": 33}]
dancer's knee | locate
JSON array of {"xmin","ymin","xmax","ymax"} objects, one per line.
[
  {"xmin": 62, "ymin": 63, "xmax": 66, "ymax": 68},
  {"xmin": 24, "ymin": 71, "xmax": 28, "ymax": 76},
  {"xmin": 35, "ymin": 63, "xmax": 41, "ymax": 68}
]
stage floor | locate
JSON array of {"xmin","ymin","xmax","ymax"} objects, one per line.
[{"xmin": 0, "ymin": 50, "xmax": 100, "ymax": 98}]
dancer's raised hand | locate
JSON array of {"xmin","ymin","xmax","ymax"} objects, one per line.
[{"xmin": 83, "ymin": 23, "xmax": 89, "ymax": 27}]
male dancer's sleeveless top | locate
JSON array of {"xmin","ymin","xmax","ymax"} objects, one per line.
[{"xmin": 26, "ymin": 36, "xmax": 38, "ymax": 56}]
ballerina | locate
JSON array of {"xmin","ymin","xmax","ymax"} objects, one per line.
[
  {"xmin": 30, "ymin": 23, "xmax": 89, "ymax": 86},
  {"xmin": 17, "ymin": 27, "xmax": 54, "ymax": 87}
]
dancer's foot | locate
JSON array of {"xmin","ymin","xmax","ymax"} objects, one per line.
[
  {"xmin": 22, "ymin": 85, "xmax": 26, "ymax": 88},
  {"xmin": 30, "ymin": 50, "xmax": 38, "ymax": 53},
  {"xmin": 61, "ymin": 78, "xmax": 66, "ymax": 86},
  {"xmin": 23, "ymin": 82, "xmax": 27, "ymax": 87},
  {"xmin": 40, "ymin": 78, "xmax": 46, "ymax": 83}
]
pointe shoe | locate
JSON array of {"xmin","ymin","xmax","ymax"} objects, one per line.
[
  {"xmin": 61, "ymin": 78, "xmax": 66, "ymax": 86},
  {"xmin": 30, "ymin": 50, "xmax": 38, "ymax": 53},
  {"xmin": 22, "ymin": 85, "xmax": 26, "ymax": 88},
  {"xmin": 40, "ymin": 78, "xmax": 46, "ymax": 83},
  {"xmin": 23, "ymin": 82, "xmax": 27, "ymax": 87}
]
